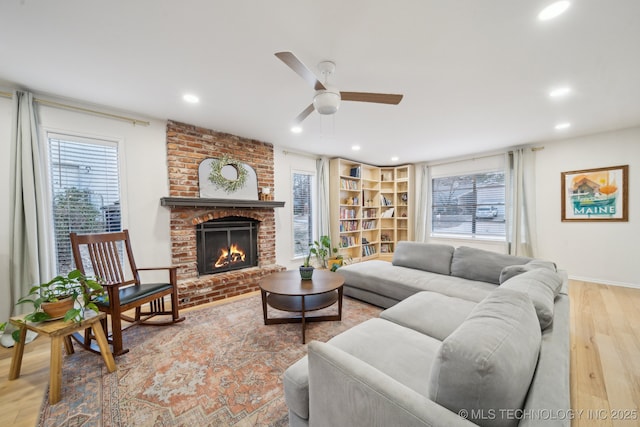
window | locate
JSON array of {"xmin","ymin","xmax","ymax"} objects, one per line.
[
  {"xmin": 431, "ymin": 171, "xmax": 505, "ymax": 239},
  {"xmin": 292, "ymin": 171, "xmax": 315, "ymax": 258},
  {"xmin": 48, "ymin": 133, "xmax": 122, "ymax": 273}
]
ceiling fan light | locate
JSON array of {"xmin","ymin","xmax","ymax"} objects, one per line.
[{"xmin": 313, "ymin": 90, "xmax": 341, "ymax": 115}]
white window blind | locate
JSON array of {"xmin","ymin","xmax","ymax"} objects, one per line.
[
  {"xmin": 431, "ymin": 170, "xmax": 506, "ymax": 239},
  {"xmin": 292, "ymin": 172, "xmax": 315, "ymax": 258},
  {"xmin": 48, "ymin": 133, "xmax": 122, "ymax": 273}
]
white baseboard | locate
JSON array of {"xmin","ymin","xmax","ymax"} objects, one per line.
[{"xmin": 568, "ymin": 275, "xmax": 640, "ymax": 290}]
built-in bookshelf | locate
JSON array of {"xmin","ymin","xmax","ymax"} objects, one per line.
[{"xmin": 329, "ymin": 158, "xmax": 413, "ymax": 263}]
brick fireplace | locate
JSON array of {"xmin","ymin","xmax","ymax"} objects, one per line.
[{"xmin": 164, "ymin": 120, "xmax": 285, "ymax": 308}]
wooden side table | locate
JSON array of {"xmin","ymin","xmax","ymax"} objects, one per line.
[{"xmin": 8, "ymin": 312, "xmax": 116, "ymax": 404}]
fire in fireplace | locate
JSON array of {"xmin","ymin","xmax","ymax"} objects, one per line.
[{"xmin": 196, "ymin": 217, "xmax": 259, "ymax": 275}]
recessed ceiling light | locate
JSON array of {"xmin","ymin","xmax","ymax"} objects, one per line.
[
  {"xmin": 352, "ymin": 145, "xmax": 361, "ymax": 151},
  {"xmin": 555, "ymin": 122, "xmax": 571, "ymax": 130},
  {"xmin": 291, "ymin": 126, "xmax": 302, "ymax": 133},
  {"xmin": 183, "ymin": 94, "xmax": 199, "ymax": 103},
  {"xmin": 549, "ymin": 87, "xmax": 572, "ymax": 98},
  {"xmin": 391, "ymin": 156, "xmax": 399, "ymax": 162},
  {"xmin": 538, "ymin": 1, "xmax": 571, "ymax": 21}
]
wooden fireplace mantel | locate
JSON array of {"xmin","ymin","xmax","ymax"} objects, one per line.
[{"xmin": 160, "ymin": 197, "xmax": 285, "ymax": 209}]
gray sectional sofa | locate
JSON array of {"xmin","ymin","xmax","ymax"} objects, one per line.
[{"xmin": 283, "ymin": 242, "xmax": 570, "ymax": 427}]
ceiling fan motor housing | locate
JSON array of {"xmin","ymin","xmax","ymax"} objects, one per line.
[{"xmin": 313, "ymin": 88, "xmax": 341, "ymax": 115}]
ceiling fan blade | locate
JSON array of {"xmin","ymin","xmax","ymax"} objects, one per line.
[
  {"xmin": 294, "ymin": 104, "xmax": 315, "ymax": 125},
  {"xmin": 275, "ymin": 52, "xmax": 326, "ymax": 91},
  {"xmin": 340, "ymin": 92, "xmax": 403, "ymax": 105}
]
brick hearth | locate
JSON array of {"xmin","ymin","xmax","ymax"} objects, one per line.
[{"xmin": 165, "ymin": 120, "xmax": 285, "ymax": 308}]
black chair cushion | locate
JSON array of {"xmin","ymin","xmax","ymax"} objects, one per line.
[{"xmin": 96, "ymin": 283, "xmax": 173, "ymax": 306}]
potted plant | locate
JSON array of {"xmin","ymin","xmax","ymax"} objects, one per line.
[
  {"xmin": 311, "ymin": 235, "xmax": 343, "ymax": 270},
  {"xmin": 299, "ymin": 252, "xmax": 314, "ymax": 280},
  {"xmin": 16, "ymin": 269, "xmax": 106, "ymax": 324}
]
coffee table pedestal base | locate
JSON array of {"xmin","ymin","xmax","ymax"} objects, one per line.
[{"xmin": 261, "ymin": 288, "xmax": 343, "ymax": 343}]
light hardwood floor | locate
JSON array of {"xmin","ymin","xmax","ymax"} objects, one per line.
[{"xmin": 1, "ymin": 282, "xmax": 639, "ymax": 426}]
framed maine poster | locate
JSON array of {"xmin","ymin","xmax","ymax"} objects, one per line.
[{"xmin": 561, "ymin": 165, "xmax": 628, "ymax": 222}]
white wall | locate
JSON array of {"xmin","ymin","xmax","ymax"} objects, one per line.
[
  {"xmin": 273, "ymin": 148, "xmax": 318, "ymax": 271},
  {"xmin": 535, "ymin": 126, "xmax": 640, "ymax": 287}
]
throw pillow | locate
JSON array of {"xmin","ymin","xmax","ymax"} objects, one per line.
[
  {"xmin": 500, "ymin": 268, "xmax": 563, "ymax": 329},
  {"xmin": 499, "ymin": 259, "xmax": 557, "ymax": 284}
]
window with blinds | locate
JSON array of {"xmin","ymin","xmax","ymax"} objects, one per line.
[
  {"xmin": 292, "ymin": 171, "xmax": 315, "ymax": 258},
  {"xmin": 48, "ymin": 133, "xmax": 122, "ymax": 273},
  {"xmin": 431, "ymin": 171, "xmax": 505, "ymax": 239}
]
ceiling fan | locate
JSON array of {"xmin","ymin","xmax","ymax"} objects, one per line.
[{"xmin": 275, "ymin": 51, "xmax": 404, "ymax": 126}]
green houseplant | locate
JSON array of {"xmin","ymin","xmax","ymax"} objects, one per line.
[
  {"xmin": 299, "ymin": 252, "xmax": 315, "ymax": 280},
  {"xmin": 16, "ymin": 269, "xmax": 106, "ymax": 325},
  {"xmin": 310, "ymin": 235, "xmax": 342, "ymax": 270}
]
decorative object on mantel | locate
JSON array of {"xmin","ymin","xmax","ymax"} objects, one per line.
[
  {"xmin": 198, "ymin": 156, "xmax": 259, "ymax": 200},
  {"xmin": 259, "ymin": 187, "xmax": 272, "ymax": 201}
]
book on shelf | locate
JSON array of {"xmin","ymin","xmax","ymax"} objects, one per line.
[
  {"xmin": 340, "ymin": 178, "xmax": 359, "ymax": 190},
  {"xmin": 340, "ymin": 208, "xmax": 357, "ymax": 219},
  {"xmin": 349, "ymin": 166, "xmax": 361, "ymax": 178},
  {"xmin": 340, "ymin": 235, "xmax": 357, "ymax": 248},
  {"xmin": 381, "ymin": 208, "xmax": 395, "ymax": 218},
  {"xmin": 362, "ymin": 244, "xmax": 377, "ymax": 257},
  {"xmin": 339, "ymin": 220, "xmax": 359, "ymax": 232},
  {"xmin": 380, "ymin": 194, "xmax": 393, "ymax": 206},
  {"xmin": 362, "ymin": 220, "xmax": 377, "ymax": 230}
]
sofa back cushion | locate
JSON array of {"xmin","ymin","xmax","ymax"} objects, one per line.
[
  {"xmin": 392, "ymin": 241, "xmax": 455, "ymax": 275},
  {"xmin": 500, "ymin": 268, "xmax": 563, "ymax": 330},
  {"xmin": 428, "ymin": 288, "xmax": 541, "ymax": 427},
  {"xmin": 451, "ymin": 246, "xmax": 530, "ymax": 284}
]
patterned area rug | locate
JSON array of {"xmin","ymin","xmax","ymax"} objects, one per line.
[{"xmin": 37, "ymin": 294, "xmax": 382, "ymax": 426}]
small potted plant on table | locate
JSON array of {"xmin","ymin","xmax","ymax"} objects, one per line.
[
  {"xmin": 16, "ymin": 269, "xmax": 106, "ymax": 325},
  {"xmin": 299, "ymin": 252, "xmax": 315, "ymax": 280}
]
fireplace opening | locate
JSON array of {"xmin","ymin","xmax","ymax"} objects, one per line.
[{"xmin": 196, "ymin": 217, "xmax": 259, "ymax": 275}]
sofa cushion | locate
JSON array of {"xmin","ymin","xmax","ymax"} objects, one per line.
[
  {"xmin": 328, "ymin": 318, "xmax": 442, "ymax": 397},
  {"xmin": 392, "ymin": 241, "xmax": 455, "ymax": 275},
  {"xmin": 283, "ymin": 356, "xmax": 310, "ymax": 420},
  {"xmin": 428, "ymin": 288, "xmax": 541, "ymax": 427},
  {"xmin": 380, "ymin": 291, "xmax": 476, "ymax": 340},
  {"xmin": 451, "ymin": 246, "xmax": 530, "ymax": 285},
  {"xmin": 500, "ymin": 268, "xmax": 564, "ymax": 329},
  {"xmin": 340, "ymin": 260, "xmax": 496, "ymax": 304},
  {"xmin": 499, "ymin": 259, "xmax": 557, "ymax": 284}
]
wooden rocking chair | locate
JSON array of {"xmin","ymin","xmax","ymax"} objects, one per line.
[{"xmin": 70, "ymin": 230, "xmax": 185, "ymax": 356}]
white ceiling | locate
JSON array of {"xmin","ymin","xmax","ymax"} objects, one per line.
[{"xmin": 1, "ymin": 1, "xmax": 639, "ymax": 165}]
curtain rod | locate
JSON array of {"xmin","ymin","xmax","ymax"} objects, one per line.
[
  {"xmin": 282, "ymin": 149, "xmax": 320, "ymax": 160},
  {"xmin": 425, "ymin": 145, "xmax": 544, "ymax": 168},
  {"xmin": 0, "ymin": 90, "xmax": 150, "ymax": 126}
]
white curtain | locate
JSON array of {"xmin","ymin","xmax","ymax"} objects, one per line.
[
  {"xmin": 316, "ymin": 156, "xmax": 331, "ymax": 238},
  {"xmin": 8, "ymin": 91, "xmax": 54, "ymax": 316},
  {"xmin": 506, "ymin": 148, "xmax": 537, "ymax": 257},
  {"xmin": 414, "ymin": 163, "xmax": 430, "ymax": 242}
]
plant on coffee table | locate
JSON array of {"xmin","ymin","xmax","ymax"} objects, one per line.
[{"xmin": 299, "ymin": 252, "xmax": 315, "ymax": 280}]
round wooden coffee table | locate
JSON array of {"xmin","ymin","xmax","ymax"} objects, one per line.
[{"xmin": 259, "ymin": 269, "xmax": 344, "ymax": 343}]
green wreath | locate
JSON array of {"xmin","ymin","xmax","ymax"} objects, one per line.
[{"xmin": 208, "ymin": 155, "xmax": 248, "ymax": 193}]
